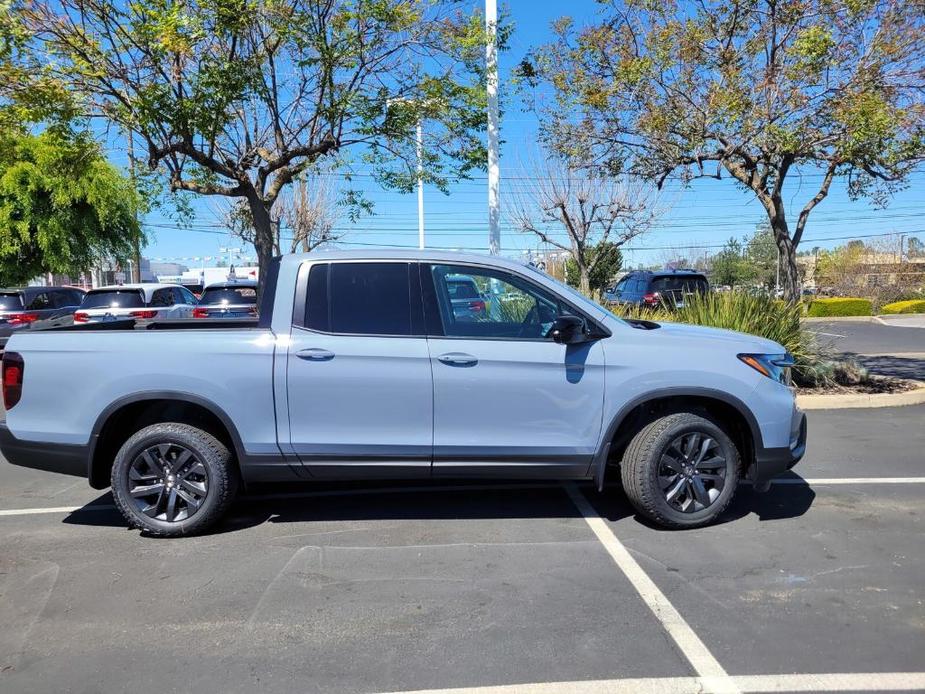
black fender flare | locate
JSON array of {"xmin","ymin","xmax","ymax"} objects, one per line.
[
  {"xmin": 88, "ymin": 391, "xmax": 250, "ymax": 487},
  {"xmin": 591, "ymin": 387, "xmax": 764, "ymax": 489}
]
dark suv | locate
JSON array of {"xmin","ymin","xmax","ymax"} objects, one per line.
[
  {"xmin": 604, "ymin": 270, "xmax": 709, "ymax": 308},
  {"xmin": 0, "ymin": 286, "xmax": 86, "ymax": 352}
]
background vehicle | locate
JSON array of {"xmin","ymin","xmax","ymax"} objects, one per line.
[
  {"xmin": 0, "ymin": 251, "xmax": 805, "ymax": 537},
  {"xmin": 0, "ymin": 286, "xmax": 85, "ymax": 354},
  {"xmin": 605, "ymin": 270, "xmax": 710, "ymax": 308},
  {"xmin": 445, "ymin": 273, "xmax": 487, "ymax": 321},
  {"xmin": 193, "ymin": 280, "xmax": 258, "ymax": 319},
  {"xmin": 74, "ymin": 284, "xmax": 198, "ymax": 324}
]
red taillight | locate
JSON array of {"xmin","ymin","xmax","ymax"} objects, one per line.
[
  {"xmin": 468, "ymin": 300, "xmax": 486, "ymax": 312},
  {"xmin": 643, "ymin": 292, "xmax": 660, "ymax": 306},
  {"xmin": 73, "ymin": 312, "xmax": 90, "ymax": 323},
  {"xmin": 192, "ymin": 307, "xmax": 209, "ymax": 318},
  {"xmin": 2, "ymin": 351, "xmax": 24, "ymax": 410},
  {"xmin": 6, "ymin": 312, "xmax": 39, "ymax": 325},
  {"xmin": 129, "ymin": 310, "xmax": 158, "ymax": 319}
]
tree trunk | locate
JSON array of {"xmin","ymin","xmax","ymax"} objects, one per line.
[
  {"xmin": 770, "ymin": 218, "xmax": 801, "ymax": 302},
  {"xmin": 578, "ymin": 265, "xmax": 591, "ymax": 297},
  {"xmin": 246, "ymin": 193, "xmax": 276, "ymax": 300}
]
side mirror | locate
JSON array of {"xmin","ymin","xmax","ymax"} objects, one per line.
[{"xmin": 547, "ymin": 315, "xmax": 587, "ymax": 344}]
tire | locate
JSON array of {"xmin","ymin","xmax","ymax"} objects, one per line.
[
  {"xmin": 111, "ymin": 423, "xmax": 238, "ymax": 537},
  {"xmin": 621, "ymin": 412, "xmax": 740, "ymax": 529}
]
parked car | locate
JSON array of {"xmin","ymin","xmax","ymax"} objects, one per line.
[
  {"xmin": 0, "ymin": 251, "xmax": 805, "ymax": 536},
  {"xmin": 0, "ymin": 286, "xmax": 86, "ymax": 353},
  {"xmin": 192, "ymin": 280, "xmax": 258, "ymax": 319},
  {"xmin": 605, "ymin": 269, "xmax": 710, "ymax": 308},
  {"xmin": 445, "ymin": 273, "xmax": 487, "ymax": 321},
  {"xmin": 74, "ymin": 284, "xmax": 198, "ymax": 324}
]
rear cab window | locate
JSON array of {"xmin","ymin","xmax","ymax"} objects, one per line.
[
  {"xmin": 81, "ymin": 290, "xmax": 145, "ymax": 309},
  {"xmin": 301, "ymin": 262, "xmax": 414, "ymax": 336}
]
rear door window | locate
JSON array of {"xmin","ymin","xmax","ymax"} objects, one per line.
[
  {"xmin": 304, "ymin": 262, "xmax": 412, "ymax": 336},
  {"xmin": 150, "ymin": 289, "xmax": 175, "ymax": 307},
  {"xmin": 81, "ymin": 290, "xmax": 145, "ymax": 309},
  {"xmin": 26, "ymin": 292, "xmax": 52, "ymax": 310}
]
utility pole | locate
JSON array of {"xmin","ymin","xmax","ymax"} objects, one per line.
[
  {"xmin": 899, "ymin": 233, "xmax": 906, "ymax": 263},
  {"xmin": 387, "ymin": 98, "xmax": 427, "ymax": 249},
  {"xmin": 486, "ymin": 0, "xmax": 500, "ymax": 255}
]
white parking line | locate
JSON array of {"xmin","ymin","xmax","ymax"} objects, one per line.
[
  {"xmin": 375, "ymin": 672, "xmax": 925, "ymax": 694},
  {"xmin": 563, "ymin": 484, "xmax": 738, "ymax": 693},
  {"xmin": 2, "ymin": 477, "xmax": 925, "ymax": 518}
]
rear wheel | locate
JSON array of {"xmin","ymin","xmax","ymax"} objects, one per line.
[
  {"xmin": 111, "ymin": 423, "xmax": 238, "ymax": 537},
  {"xmin": 621, "ymin": 412, "xmax": 739, "ymax": 529}
]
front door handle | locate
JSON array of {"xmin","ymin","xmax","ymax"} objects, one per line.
[
  {"xmin": 437, "ymin": 352, "xmax": 478, "ymax": 367},
  {"xmin": 296, "ymin": 348, "xmax": 335, "ymax": 361}
]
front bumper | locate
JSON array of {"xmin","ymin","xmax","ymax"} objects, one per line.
[
  {"xmin": 0, "ymin": 423, "xmax": 89, "ymax": 478},
  {"xmin": 752, "ymin": 410, "xmax": 807, "ymax": 482}
]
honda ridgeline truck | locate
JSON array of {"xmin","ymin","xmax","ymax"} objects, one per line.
[{"xmin": 0, "ymin": 251, "xmax": 806, "ymax": 536}]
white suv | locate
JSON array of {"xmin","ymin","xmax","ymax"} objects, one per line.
[{"xmin": 74, "ymin": 284, "xmax": 198, "ymax": 324}]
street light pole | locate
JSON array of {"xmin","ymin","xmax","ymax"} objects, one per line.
[{"xmin": 486, "ymin": 0, "xmax": 500, "ymax": 255}]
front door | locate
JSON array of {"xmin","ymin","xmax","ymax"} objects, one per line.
[
  {"xmin": 286, "ymin": 260, "xmax": 433, "ymax": 478},
  {"xmin": 424, "ymin": 263, "xmax": 606, "ymax": 478}
]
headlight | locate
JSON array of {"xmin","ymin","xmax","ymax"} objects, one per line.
[{"xmin": 738, "ymin": 353, "xmax": 795, "ymax": 385}]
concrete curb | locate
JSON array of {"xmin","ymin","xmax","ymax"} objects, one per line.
[
  {"xmin": 802, "ymin": 313, "xmax": 925, "ymax": 324},
  {"xmin": 797, "ymin": 382, "xmax": 925, "ymax": 410}
]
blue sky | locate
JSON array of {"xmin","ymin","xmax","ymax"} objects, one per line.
[{"xmin": 116, "ymin": 0, "xmax": 924, "ymax": 268}]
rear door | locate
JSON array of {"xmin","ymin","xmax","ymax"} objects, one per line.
[{"xmin": 286, "ymin": 260, "xmax": 433, "ymax": 478}]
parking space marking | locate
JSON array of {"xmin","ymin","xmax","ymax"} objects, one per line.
[
  {"xmin": 377, "ymin": 672, "xmax": 925, "ymax": 694},
  {"xmin": 771, "ymin": 477, "xmax": 925, "ymax": 485},
  {"xmin": 563, "ymin": 484, "xmax": 737, "ymax": 693},
  {"xmin": 0, "ymin": 504, "xmax": 114, "ymax": 516}
]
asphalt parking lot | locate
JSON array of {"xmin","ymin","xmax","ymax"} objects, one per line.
[
  {"xmin": 1, "ymin": 406, "xmax": 924, "ymax": 694},
  {"xmin": 805, "ymin": 318, "xmax": 925, "ymax": 380}
]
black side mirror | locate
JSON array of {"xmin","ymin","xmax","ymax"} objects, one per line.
[{"xmin": 547, "ymin": 315, "xmax": 587, "ymax": 344}]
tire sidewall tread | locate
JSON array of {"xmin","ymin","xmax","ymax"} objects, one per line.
[
  {"xmin": 620, "ymin": 412, "xmax": 740, "ymax": 529},
  {"xmin": 110, "ymin": 423, "xmax": 238, "ymax": 537}
]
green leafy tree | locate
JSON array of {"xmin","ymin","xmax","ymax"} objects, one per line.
[
  {"xmin": 745, "ymin": 225, "xmax": 779, "ymax": 289},
  {"xmin": 565, "ymin": 241, "xmax": 623, "ymax": 296},
  {"xmin": 24, "ymin": 0, "xmax": 498, "ymax": 294},
  {"xmin": 0, "ymin": 128, "xmax": 141, "ymax": 284},
  {"xmin": 525, "ymin": 0, "xmax": 925, "ymax": 300},
  {"xmin": 710, "ymin": 237, "xmax": 748, "ymax": 287}
]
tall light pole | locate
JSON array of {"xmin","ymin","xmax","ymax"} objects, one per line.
[
  {"xmin": 486, "ymin": 0, "xmax": 500, "ymax": 255},
  {"xmin": 388, "ymin": 98, "xmax": 427, "ymax": 249}
]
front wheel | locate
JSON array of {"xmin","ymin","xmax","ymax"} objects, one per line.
[
  {"xmin": 111, "ymin": 423, "xmax": 238, "ymax": 537},
  {"xmin": 621, "ymin": 412, "xmax": 740, "ymax": 529}
]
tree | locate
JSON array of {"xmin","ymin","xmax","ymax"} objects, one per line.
[
  {"xmin": 745, "ymin": 225, "xmax": 779, "ymax": 289},
  {"xmin": 710, "ymin": 237, "xmax": 748, "ymax": 287},
  {"xmin": 525, "ymin": 0, "xmax": 925, "ymax": 300},
  {"xmin": 908, "ymin": 237, "xmax": 924, "ymax": 259},
  {"xmin": 0, "ymin": 127, "xmax": 141, "ymax": 285},
  {"xmin": 512, "ymin": 156, "xmax": 662, "ymax": 295},
  {"xmin": 25, "ymin": 0, "xmax": 494, "ymax": 295},
  {"xmin": 565, "ymin": 241, "xmax": 622, "ymax": 296}
]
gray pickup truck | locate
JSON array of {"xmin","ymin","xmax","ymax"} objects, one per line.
[{"xmin": 0, "ymin": 251, "xmax": 805, "ymax": 536}]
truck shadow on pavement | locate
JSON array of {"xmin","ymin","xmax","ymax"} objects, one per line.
[{"xmin": 62, "ymin": 477, "xmax": 815, "ymax": 535}]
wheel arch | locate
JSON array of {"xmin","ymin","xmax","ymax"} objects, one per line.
[
  {"xmin": 593, "ymin": 387, "xmax": 762, "ymax": 490},
  {"xmin": 88, "ymin": 392, "xmax": 247, "ymax": 489}
]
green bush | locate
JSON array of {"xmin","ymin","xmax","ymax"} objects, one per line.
[
  {"xmin": 806, "ymin": 297, "xmax": 872, "ymax": 317},
  {"xmin": 880, "ymin": 299, "xmax": 925, "ymax": 314},
  {"xmin": 611, "ymin": 291, "xmax": 824, "ymax": 384}
]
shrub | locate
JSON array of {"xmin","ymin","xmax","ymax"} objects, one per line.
[
  {"xmin": 806, "ymin": 297, "xmax": 872, "ymax": 317},
  {"xmin": 880, "ymin": 299, "xmax": 925, "ymax": 314},
  {"xmin": 610, "ymin": 291, "xmax": 824, "ymax": 384}
]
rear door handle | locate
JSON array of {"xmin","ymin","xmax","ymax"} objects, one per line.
[
  {"xmin": 437, "ymin": 352, "xmax": 478, "ymax": 367},
  {"xmin": 296, "ymin": 348, "xmax": 335, "ymax": 361}
]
